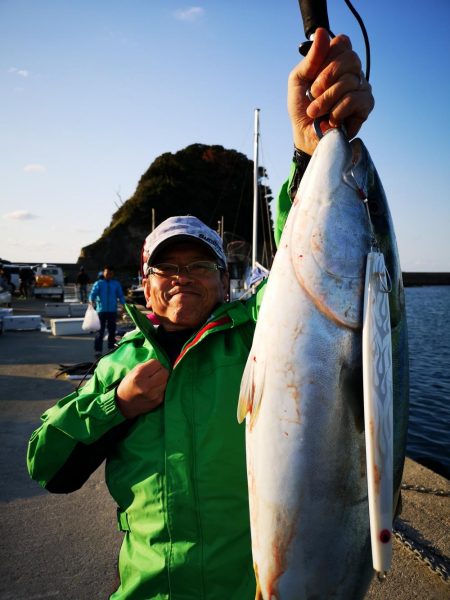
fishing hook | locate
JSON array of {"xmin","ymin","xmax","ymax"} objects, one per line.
[
  {"xmin": 346, "ymin": 166, "xmax": 393, "ymax": 295},
  {"xmin": 378, "ymin": 265, "xmax": 392, "ymax": 294}
]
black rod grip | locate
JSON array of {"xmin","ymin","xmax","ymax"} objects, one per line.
[{"xmin": 298, "ymin": 0, "xmax": 330, "ymax": 39}]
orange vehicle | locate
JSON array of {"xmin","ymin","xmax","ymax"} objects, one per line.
[{"xmin": 33, "ymin": 264, "xmax": 64, "ymax": 301}]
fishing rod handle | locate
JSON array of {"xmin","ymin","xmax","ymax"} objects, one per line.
[{"xmin": 298, "ymin": 0, "xmax": 330, "ymax": 40}]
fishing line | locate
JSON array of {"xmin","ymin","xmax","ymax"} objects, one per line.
[
  {"xmin": 299, "ymin": 1, "xmax": 371, "ymax": 82},
  {"xmin": 343, "ymin": 0, "xmax": 371, "ymax": 82}
]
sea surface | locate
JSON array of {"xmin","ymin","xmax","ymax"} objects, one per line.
[{"xmin": 405, "ymin": 285, "xmax": 450, "ymax": 479}]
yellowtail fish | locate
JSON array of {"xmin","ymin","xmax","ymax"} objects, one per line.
[{"xmin": 238, "ymin": 127, "xmax": 409, "ymax": 599}]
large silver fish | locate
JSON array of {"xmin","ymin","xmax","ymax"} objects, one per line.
[{"xmin": 238, "ymin": 127, "xmax": 409, "ymax": 599}]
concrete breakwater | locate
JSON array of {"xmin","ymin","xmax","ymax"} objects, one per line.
[{"xmin": 402, "ymin": 272, "xmax": 450, "ymax": 286}]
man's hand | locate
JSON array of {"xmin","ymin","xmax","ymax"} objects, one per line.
[
  {"xmin": 288, "ymin": 28, "xmax": 374, "ymax": 156},
  {"xmin": 116, "ymin": 359, "xmax": 169, "ymax": 419}
]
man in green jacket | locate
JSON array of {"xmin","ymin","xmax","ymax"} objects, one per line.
[{"xmin": 27, "ymin": 30, "xmax": 374, "ymax": 599}]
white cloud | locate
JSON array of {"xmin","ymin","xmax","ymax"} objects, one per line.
[
  {"xmin": 24, "ymin": 164, "xmax": 46, "ymax": 173},
  {"xmin": 9, "ymin": 67, "xmax": 29, "ymax": 78},
  {"xmin": 3, "ymin": 210, "xmax": 39, "ymax": 221},
  {"xmin": 174, "ymin": 6, "xmax": 204, "ymax": 22}
]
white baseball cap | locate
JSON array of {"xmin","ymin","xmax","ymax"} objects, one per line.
[{"xmin": 143, "ymin": 215, "xmax": 227, "ymax": 275}]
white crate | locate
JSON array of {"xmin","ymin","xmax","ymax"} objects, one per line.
[
  {"xmin": 3, "ymin": 315, "xmax": 41, "ymax": 331},
  {"xmin": 45, "ymin": 303, "xmax": 71, "ymax": 317},
  {"xmin": 69, "ymin": 303, "xmax": 89, "ymax": 317},
  {"xmin": 50, "ymin": 318, "xmax": 91, "ymax": 336},
  {"xmin": 0, "ymin": 308, "xmax": 13, "ymax": 333}
]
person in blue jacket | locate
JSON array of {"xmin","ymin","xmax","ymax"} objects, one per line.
[{"xmin": 89, "ymin": 265, "xmax": 126, "ymax": 357}]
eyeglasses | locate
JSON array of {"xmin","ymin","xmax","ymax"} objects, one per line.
[{"xmin": 148, "ymin": 261, "xmax": 224, "ymax": 278}]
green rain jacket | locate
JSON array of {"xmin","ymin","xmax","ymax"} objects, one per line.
[
  {"xmin": 27, "ymin": 160, "xmax": 302, "ymax": 600},
  {"xmin": 28, "ymin": 296, "xmax": 262, "ymax": 600}
]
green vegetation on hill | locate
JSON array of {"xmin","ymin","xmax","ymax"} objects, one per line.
[{"xmin": 79, "ymin": 143, "xmax": 274, "ymax": 273}]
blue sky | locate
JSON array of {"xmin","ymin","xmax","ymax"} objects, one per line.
[{"xmin": 1, "ymin": 0, "xmax": 449, "ymax": 271}]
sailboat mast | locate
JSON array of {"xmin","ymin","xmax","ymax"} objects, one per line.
[{"xmin": 252, "ymin": 108, "xmax": 260, "ymax": 270}]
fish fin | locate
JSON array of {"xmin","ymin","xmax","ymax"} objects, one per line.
[
  {"xmin": 237, "ymin": 354, "xmax": 254, "ymax": 423},
  {"xmin": 237, "ymin": 351, "xmax": 265, "ymax": 425},
  {"xmin": 254, "ymin": 582, "xmax": 263, "ymax": 600}
]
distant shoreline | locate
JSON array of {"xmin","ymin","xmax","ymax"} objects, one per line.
[{"xmin": 2, "ymin": 261, "xmax": 449, "ymax": 287}]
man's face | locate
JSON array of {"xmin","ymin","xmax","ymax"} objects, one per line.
[
  {"xmin": 143, "ymin": 241, "xmax": 229, "ymax": 331},
  {"xmin": 103, "ymin": 268, "xmax": 114, "ymax": 280}
]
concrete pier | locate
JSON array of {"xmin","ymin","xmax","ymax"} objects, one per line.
[{"xmin": 0, "ymin": 299, "xmax": 448, "ymax": 599}]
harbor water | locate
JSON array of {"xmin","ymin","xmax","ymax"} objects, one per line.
[{"xmin": 405, "ymin": 285, "xmax": 450, "ymax": 478}]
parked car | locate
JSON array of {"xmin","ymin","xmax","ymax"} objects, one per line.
[{"xmin": 32, "ymin": 264, "xmax": 65, "ymax": 301}]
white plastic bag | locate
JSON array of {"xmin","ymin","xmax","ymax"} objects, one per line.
[{"xmin": 82, "ymin": 304, "xmax": 101, "ymax": 332}]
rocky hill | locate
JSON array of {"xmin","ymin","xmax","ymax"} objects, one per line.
[{"xmin": 79, "ymin": 143, "xmax": 274, "ymax": 274}]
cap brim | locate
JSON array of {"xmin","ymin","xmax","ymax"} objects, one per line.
[{"xmin": 149, "ymin": 235, "xmax": 220, "ymax": 264}]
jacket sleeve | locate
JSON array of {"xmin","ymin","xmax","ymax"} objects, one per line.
[
  {"xmin": 273, "ymin": 152, "xmax": 311, "ymax": 245},
  {"xmin": 27, "ymin": 367, "xmax": 127, "ymax": 491},
  {"xmin": 88, "ymin": 280, "xmax": 98, "ymax": 302},
  {"xmin": 273, "ymin": 162, "xmax": 296, "ymax": 246}
]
